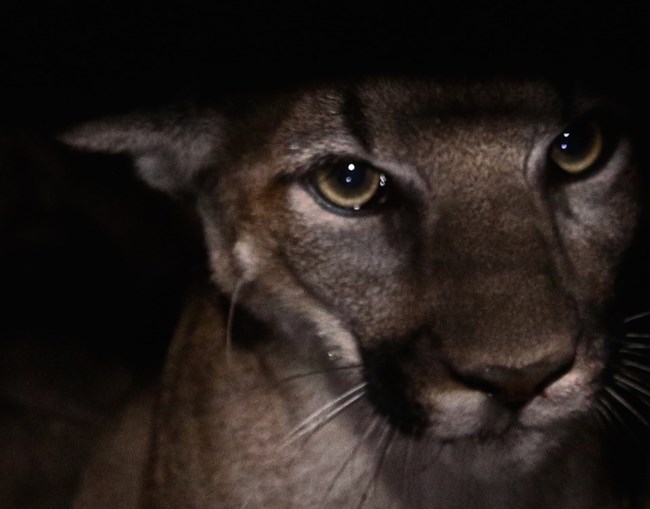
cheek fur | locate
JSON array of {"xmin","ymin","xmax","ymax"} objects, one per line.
[{"xmin": 280, "ymin": 186, "xmax": 425, "ymax": 337}]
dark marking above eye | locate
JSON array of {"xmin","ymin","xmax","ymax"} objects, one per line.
[{"xmin": 341, "ymin": 87, "xmax": 373, "ymax": 152}]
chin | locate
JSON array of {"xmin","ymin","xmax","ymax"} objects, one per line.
[
  {"xmin": 411, "ymin": 384, "xmax": 596, "ymax": 481},
  {"xmin": 423, "ymin": 426, "xmax": 564, "ymax": 481}
]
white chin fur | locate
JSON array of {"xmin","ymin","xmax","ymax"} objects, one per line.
[
  {"xmin": 424, "ymin": 427, "xmax": 563, "ymax": 481},
  {"xmin": 422, "ymin": 377, "xmax": 592, "ymax": 480}
]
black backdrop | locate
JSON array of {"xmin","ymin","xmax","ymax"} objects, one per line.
[
  {"xmin": 0, "ymin": 3, "xmax": 649, "ymax": 507},
  {"xmin": 2, "ymin": 1, "xmax": 650, "ymax": 127}
]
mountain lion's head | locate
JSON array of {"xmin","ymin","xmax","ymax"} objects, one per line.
[{"xmin": 63, "ymin": 78, "xmax": 646, "ymax": 479}]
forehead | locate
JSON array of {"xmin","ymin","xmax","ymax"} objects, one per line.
[
  {"xmin": 286, "ymin": 79, "xmax": 564, "ymax": 124},
  {"xmin": 361, "ymin": 79, "xmax": 563, "ymax": 117},
  {"xmin": 269, "ymin": 79, "xmax": 568, "ymax": 168}
]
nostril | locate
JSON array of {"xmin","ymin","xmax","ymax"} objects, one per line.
[{"xmin": 451, "ymin": 356, "xmax": 574, "ymax": 409}]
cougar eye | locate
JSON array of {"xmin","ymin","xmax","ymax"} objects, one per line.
[
  {"xmin": 311, "ymin": 160, "xmax": 389, "ymax": 211},
  {"xmin": 549, "ymin": 119, "xmax": 604, "ymax": 174}
]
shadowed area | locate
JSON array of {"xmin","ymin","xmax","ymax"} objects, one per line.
[
  {"xmin": 0, "ymin": 134, "xmax": 205, "ymax": 509},
  {"xmin": 0, "ymin": 2, "xmax": 649, "ymax": 506}
]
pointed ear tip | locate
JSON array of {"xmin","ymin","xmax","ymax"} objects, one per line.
[
  {"xmin": 58, "ymin": 124, "xmax": 102, "ymax": 151},
  {"xmin": 57, "ymin": 127, "xmax": 82, "ymax": 147},
  {"xmin": 58, "ymin": 121, "xmax": 130, "ymax": 154}
]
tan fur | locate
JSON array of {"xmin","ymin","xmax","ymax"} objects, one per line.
[{"xmin": 64, "ymin": 78, "xmax": 648, "ymax": 508}]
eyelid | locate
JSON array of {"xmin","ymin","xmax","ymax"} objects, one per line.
[
  {"xmin": 294, "ymin": 154, "xmax": 365, "ymax": 177},
  {"xmin": 286, "ymin": 153, "xmax": 428, "ymax": 197}
]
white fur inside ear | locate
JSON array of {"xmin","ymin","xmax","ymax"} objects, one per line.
[{"xmin": 135, "ymin": 152, "xmax": 179, "ymax": 193}]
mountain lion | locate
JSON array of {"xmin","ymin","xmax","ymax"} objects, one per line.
[{"xmin": 62, "ymin": 78, "xmax": 650, "ymax": 508}]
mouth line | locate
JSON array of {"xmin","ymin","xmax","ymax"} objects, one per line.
[
  {"xmin": 370, "ymin": 390, "xmax": 559, "ymax": 441},
  {"xmin": 420, "ymin": 421, "xmax": 534, "ymax": 446}
]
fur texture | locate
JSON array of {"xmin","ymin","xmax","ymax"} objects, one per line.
[{"xmin": 64, "ymin": 78, "xmax": 649, "ymax": 508}]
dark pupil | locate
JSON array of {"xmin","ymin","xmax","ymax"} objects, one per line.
[
  {"xmin": 557, "ymin": 125, "xmax": 591, "ymax": 157},
  {"xmin": 335, "ymin": 163, "xmax": 367, "ymax": 190}
]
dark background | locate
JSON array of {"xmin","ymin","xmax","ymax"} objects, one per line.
[
  {"xmin": 2, "ymin": 1, "xmax": 650, "ymax": 127},
  {"xmin": 0, "ymin": 2, "xmax": 649, "ymax": 508}
]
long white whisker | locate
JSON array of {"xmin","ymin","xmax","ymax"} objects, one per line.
[
  {"xmin": 593, "ymin": 401, "xmax": 611, "ymax": 430},
  {"xmin": 618, "ymin": 342, "xmax": 650, "ymax": 350},
  {"xmin": 620, "ymin": 359, "xmax": 650, "ymax": 373},
  {"xmin": 613, "ymin": 373, "xmax": 650, "ymax": 400},
  {"xmin": 283, "ymin": 383, "xmax": 367, "ymax": 445},
  {"xmin": 599, "ymin": 395, "xmax": 625, "ymax": 428},
  {"xmin": 625, "ymin": 332, "xmax": 650, "ymax": 338},
  {"xmin": 624, "ymin": 311, "xmax": 650, "ymax": 324},
  {"xmin": 278, "ymin": 364, "xmax": 363, "ymax": 383},
  {"xmin": 605, "ymin": 386, "xmax": 649, "ymax": 427},
  {"xmin": 598, "ymin": 391, "xmax": 640, "ymax": 444},
  {"xmin": 617, "ymin": 367, "xmax": 647, "ymax": 384},
  {"xmin": 319, "ymin": 414, "xmax": 381, "ymax": 509},
  {"xmin": 399, "ymin": 434, "xmax": 415, "ymax": 506},
  {"xmin": 618, "ymin": 349, "xmax": 650, "ymax": 360},
  {"xmin": 357, "ymin": 420, "xmax": 395, "ymax": 509},
  {"xmin": 226, "ymin": 277, "xmax": 246, "ymax": 368}
]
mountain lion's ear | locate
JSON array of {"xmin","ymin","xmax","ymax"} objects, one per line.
[{"xmin": 60, "ymin": 108, "xmax": 226, "ymax": 194}]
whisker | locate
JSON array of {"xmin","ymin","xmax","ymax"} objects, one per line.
[
  {"xmin": 400, "ymin": 434, "xmax": 415, "ymax": 506},
  {"xmin": 617, "ymin": 342, "xmax": 650, "ymax": 351},
  {"xmin": 225, "ymin": 277, "xmax": 246, "ymax": 368},
  {"xmin": 620, "ymin": 359, "xmax": 650, "ymax": 374},
  {"xmin": 598, "ymin": 396, "xmax": 622, "ymax": 427},
  {"xmin": 613, "ymin": 373, "xmax": 650, "ymax": 400},
  {"xmin": 598, "ymin": 392, "xmax": 638, "ymax": 442},
  {"xmin": 593, "ymin": 401, "xmax": 612, "ymax": 430},
  {"xmin": 617, "ymin": 348, "xmax": 650, "ymax": 359},
  {"xmin": 604, "ymin": 386, "xmax": 649, "ymax": 427},
  {"xmin": 283, "ymin": 383, "xmax": 367, "ymax": 445},
  {"xmin": 625, "ymin": 332, "xmax": 650, "ymax": 339},
  {"xmin": 319, "ymin": 414, "xmax": 381, "ymax": 509},
  {"xmin": 616, "ymin": 367, "xmax": 648, "ymax": 384},
  {"xmin": 624, "ymin": 311, "xmax": 650, "ymax": 324},
  {"xmin": 278, "ymin": 364, "xmax": 363, "ymax": 383},
  {"xmin": 357, "ymin": 420, "xmax": 395, "ymax": 509}
]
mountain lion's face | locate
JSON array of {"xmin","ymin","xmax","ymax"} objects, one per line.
[{"xmin": 64, "ymin": 79, "xmax": 642, "ymax": 472}]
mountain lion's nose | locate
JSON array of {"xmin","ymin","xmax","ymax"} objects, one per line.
[{"xmin": 451, "ymin": 355, "xmax": 574, "ymax": 409}]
